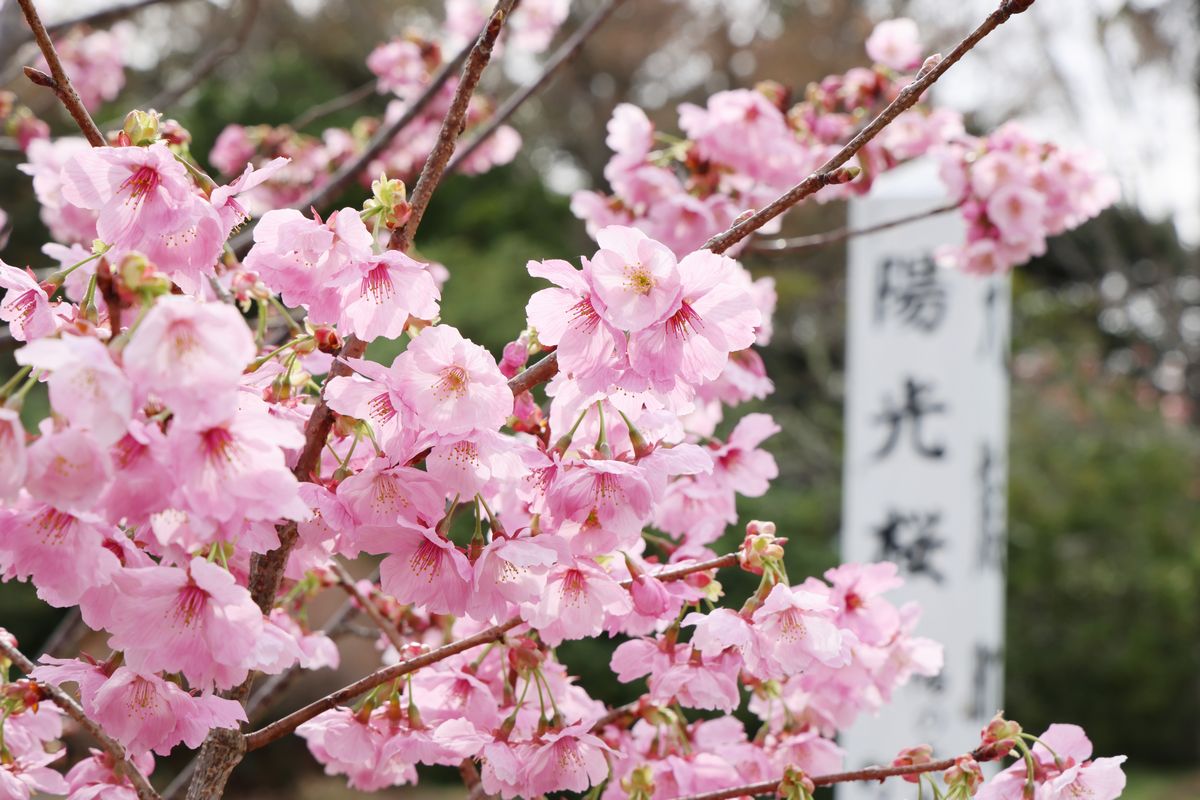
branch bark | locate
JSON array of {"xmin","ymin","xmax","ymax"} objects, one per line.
[
  {"xmin": 673, "ymin": 744, "xmax": 1006, "ymax": 800},
  {"xmin": 446, "ymin": 0, "xmax": 627, "ymax": 174},
  {"xmin": 16, "ymin": 0, "xmax": 105, "ymax": 146},
  {"xmin": 386, "ymin": 0, "xmax": 521, "ymax": 253},
  {"xmin": 0, "ymin": 637, "xmax": 162, "ymax": 800}
]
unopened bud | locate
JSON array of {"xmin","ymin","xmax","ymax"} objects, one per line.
[
  {"xmin": 1001, "ymin": 0, "xmax": 1036, "ymax": 15},
  {"xmin": 123, "ymin": 109, "xmax": 161, "ymax": 146},
  {"xmin": 364, "ymin": 174, "xmax": 411, "ymax": 229},
  {"xmin": 621, "ymin": 765, "xmax": 656, "ymax": 800},
  {"xmin": 893, "ymin": 744, "xmax": 935, "ymax": 783},
  {"xmin": 313, "ymin": 326, "xmax": 343, "ymax": 354},
  {"xmin": 916, "ymin": 53, "xmax": 943, "ymax": 80},
  {"xmin": 777, "ymin": 766, "xmax": 815, "ymax": 800},
  {"xmin": 827, "ymin": 166, "xmax": 861, "ymax": 185},
  {"xmin": 943, "ymin": 756, "xmax": 984, "ymax": 797},
  {"xmin": 982, "ymin": 713, "xmax": 1022, "ymax": 746}
]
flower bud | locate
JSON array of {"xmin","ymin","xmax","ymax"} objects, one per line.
[
  {"xmin": 123, "ymin": 109, "xmax": 161, "ymax": 146},
  {"xmin": 739, "ymin": 520, "xmax": 786, "ymax": 573},
  {"xmin": 777, "ymin": 766, "xmax": 815, "ymax": 800},
  {"xmin": 893, "ymin": 744, "xmax": 935, "ymax": 783},
  {"xmin": 943, "ymin": 755, "xmax": 984, "ymax": 797},
  {"xmin": 313, "ymin": 325, "xmax": 343, "ymax": 354},
  {"xmin": 630, "ymin": 573, "xmax": 671, "ymax": 617},
  {"xmin": 982, "ymin": 713, "xmax": 1022, "ymax": 746},
  {"xmin": 364, "ymin": 174, "xmax": 412, "ymax": 229},
  {"xmin": 621, "ymin": 765, "xmax": 656, "ymax": 800}
]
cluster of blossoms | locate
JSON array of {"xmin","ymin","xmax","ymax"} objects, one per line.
[
  {"xmin": 33, "ymin": 25, "xmax": 128, "ymax": 113},
  {"xmin": 573, "ymin": 19, "xmax": 1115, "ymax": 272},
  {"xmin": 0, "ymin": 5, "xmax": 1129, "ymax": 800},
  {"xmin": 934, "ymin": 122, "xmax": 1119, "ymax": 274},
  {"xmin": 207, "ymin": 0, "xmax": 569, "ymax": 215}
]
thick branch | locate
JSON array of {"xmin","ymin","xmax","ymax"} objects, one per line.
[
  {"xmin": 749, "ymin": 201, "xmax": 962, "ymax": 256},
  {"xmin": 507, "ymin": 349, "xmax": 559, "ymax": 394},
  {"xmin": 0, "ymin": 638, "xmax": 161, "ymax": 800},
  {"xmin": 701, "ymin": 0, "xmax": 1035, "ymax": 256},
  {"xmin": 16, "ymin": 0, "xmax": 105, "ymax": 146},
  {"xmin": 447, "ymin": 0, "xmax": 626, "ymax": 174},
  {"xmin": 387, "ymin": 0, "xmax": 521, "ymax": 252},
  {"xmin": 675, "ymin": 744, "xmax": 1006, "ymax": 800}
]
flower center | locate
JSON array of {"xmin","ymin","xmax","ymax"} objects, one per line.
[
  {"xmin": 362, "ymin": 264, "xmax": 395, "ymax": 304},
  {"xmin": 625, "ymin": 265, "xmax": 655, "ymax": 296},
  {"xmin": 120, "ymin": 165, "xmax": 161, "ymax": 206},
  {"xmin": 172, "ymin": 584, "xmax": 209, "ymax": 628},
  {"xmin": 666, "ymin": 301, "xmax": 704, "ymax": 340},
  {"xmin": 434, "ymin": 365, "xmax": 470, "ymax": 399}
]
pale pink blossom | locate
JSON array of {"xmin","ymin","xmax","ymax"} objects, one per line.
[
  {"xmin": 379, "ymin": 526, "xmax": 473, "ymax": 615},
  {"xmin": 866, "ymin": 18, "xmax": 923, "ymax": 71},
  {"xmin": 0, "ymin": 506, "xmax": 121, "ymax": 608},
  {"xmin": 588, "ymin": 226, "xmax": 682, "ymax": 332},
  {"xmin": 524, "ymin": 559, "xmax": 633, "ymax": 645},
  {"xmin": 0, "ymin": 408, "xmax": 28, "ymax": 503},
  {"xmin": 122, "ymin": 296, "xmax": 255, "ymax": 428},
  {"xmin": 524, "ymin": 724, "xmax": 613, "ymax": 796},
  {"xmin": 16, "ymin": 335, "xmax": 132, "ymax": 445},
  {"xmin": 0, "ymin": 261, "xmax": 56, "ymax": 341},
  {"xmin": 107, "ymin": 557, "xmax": 266, "ymax": 691},
  {"xmin": 24, "ymin": 427, "xmax": 113, "ymax": 514},
  {"xmin": 751, "ymin": 584, "xmax": 848, "ymax": 675},
  {"xmin": 395, "ymin": 325, "xmax": 512, "ymax": 435}
]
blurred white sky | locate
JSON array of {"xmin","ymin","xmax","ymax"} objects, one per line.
[{"xmin": 29, "ymin": 0, "xmax": 1200, "ymax": 245}]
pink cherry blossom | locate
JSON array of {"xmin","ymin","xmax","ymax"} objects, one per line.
[
  {"xmin": 0, "ymin": 505, "xmax": 121, "ymax": 608},
  {"xmin": 338, "ymin": 250, "xmax": 441, "ymax": 341},
  {"xmin": 395, "ymin": 325, "xmax": 512, "ymax": 435},
  {"xmin": 524, "ymin": 558, "xmax": 633, "ymax": 645},
  {"xmin": 525, "ymin": 257, "xmax": 622, "ymax": 386},
  {"xmin": 24, "ymin": 427, "xmax": 113, "ymax": 514},
  {"xmin": 866, "ymin": 18, "xmax": 923, "ymax": 71},
  {"xmin": 64, "ymin": 749, "xmax": 155, "ymax": 800},
  {"xmin": 588, "ymin": 226, "xmax": 682, "ymax": 332},
  {"xmin": 16, "ymin": 335, "xmax": 133, "ymax": 445},
  {"xmin": 107, "ymin": 557, "xmax": 266, "ymax": 691},
  {"xmin": 379, "ymin": 526, "xmax": 473, "ymax": 615},
  {"xmin": 751, "ymin": 584, "xmax": 848, "ymax": 675},
  {"xmin": 0, "ymin": 409, "xmax": 28, "ymax": 503},
  {"xmin": 0, "ymin": 261, "xmax": 56, "ymax": 341},
  {"xmin": 524, "ymin": 724, "xmax": 613, "ymax": 796},
  {"xmin": 122, "ymin": 296, "xmax": 255, "ymax": 428}
]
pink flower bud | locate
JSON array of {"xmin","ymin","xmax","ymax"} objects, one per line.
[
  {"xmin": 893, "ymin": 743, "xmax": 935, "ymax": 783},
  {"xmin": 630, "ymin": 574, "xmax": 670, "ymax": 617}
]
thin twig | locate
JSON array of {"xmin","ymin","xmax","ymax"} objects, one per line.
[
  {"xmin": 329, "ymin": 560, "xmax": 407, "ymax": 653},
  {"xmin": 16, "ymin": 0, "xmax": 105, "ymax": 145},
  {"xmin": 289, "ymin": 79, "xmax": 376, "ymax": 130},
  {"xmin": 700, "ymin": 0, "xmax": 1037, "ymax": 255},
  {"xmin": 674, "ymin": 744, "xmax": 1006, "ymax": 800},
  {"xmin": 387, "ymin": 0, "xmax": 521, "ymax": 252},
  {"xmin": 226, "ymin": 40, "xmax": 472, "ymax": 257},
  {"xmin": 243, "ymin": 551, "xmax": 738, "ymax": 751},
  {"xmin": 749, "ymin": 201, "xmax": 962, "ymax": 256},
  {"xmin": 0, "ymin": 637, "xmax": 162, "ymax": 800},
  {"xmin": 446, "ymin": 0, "xmax": 626, "ymax": 174},
  {"xmin": 142, "ymin": 0, "xmax": 260, "ymax": 112}
]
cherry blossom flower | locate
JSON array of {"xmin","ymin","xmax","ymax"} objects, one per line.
[
  {"xmin": 0, "ymin": 261, "xmax": 56, "ymax": 341},
  {"xmin": 395, "ymin": 325, "xmax": 512, "ymax": 435},
  {"xmin": 379, "ymin": 526, "xmax": 473, "ymax": 615},
  {"xmin": 588, "ymin": 226, "xmax": 682, "ymax": 332},
  {"xmin": 866, "ymin": 18, "xmax": 923, "ymax": 71},
  {"xmin": 16, "ymin": 335, "xmax": 133, "ymax": 445},
  {"xmin": 107, "ymin": 557, "xmax": 266, "ymax": 691},
  {"xmin": 122, "ymin": 296, "xmax": 256, "ymax": 428},
  {"xmin": 338, "ymin": 250, "xmax": 441, "ymax": 341}
]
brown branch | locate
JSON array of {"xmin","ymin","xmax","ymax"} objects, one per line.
[
  {"xmin": 701, "ymin": 0, "xmax": 1037, "ymax": 256},
  {"xmin": 387, "ymin": 0, "xmax": 521, "ymax": 252},
  {"xmin": 289, "ymin": 79, "xmax": 376, "ymax": 130},
  {"xmin": 0, "ymin": 637, "xmax": 161, "ymax": 800},
  {"xmin": 142, "ymin": 0, "xmax": 260, "ymax": 112},
  {"xmin": 329, "ymin": 560, "xmax": 407, "ymax": 653},
  {"xmin": 446, "ymin": 0, "xmax": 627, "ymax": 174},
  {"xmin": 673, "ymin": 744, "xmax": 1005, "ymax": 800},
  {"xmin": 244, "ymin": 551, "xmax": 739, "ymax": 751},
  {"xmin": 507, "ymin": 349, "xmax": 559, "ymax": 394},
  {"xmin": 244, "ymin": 617, "xmax": 523, "ymax": 751},
  {"xmin": 16, "ymin": 0, "xmax": 105, "ymax": 146},
  {"xmin": 749, "ymin": 201, "xmax": 962, "ymax": 256}
]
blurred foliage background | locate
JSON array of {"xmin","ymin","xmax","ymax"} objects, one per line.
[{"xmin": 1, "ymin": 0, "xmax": 1198, "ymax": 796}]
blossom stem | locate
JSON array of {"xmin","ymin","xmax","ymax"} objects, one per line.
[
  {"xmin": 0, "ymin": 366, "xmax": 32, "ymax": 400},
  {"xmin": 0, "ymin": 637, "xmax": 162, "ymax": 800},
  {"xmin": 4, "ymin": 369, "xmax": 41, "ymax": 409},
  {"xmin": 15, "ymin": 0, "xmax": 106, "ymax": 146},
  {"xmin": 47, "ymin": 248, "xmax": 106, "ymax": 286}
]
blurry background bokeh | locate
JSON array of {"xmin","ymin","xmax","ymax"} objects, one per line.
[{"xmin": 1, "ymin": 0, "xmax": 1197, "ymax": 797}]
